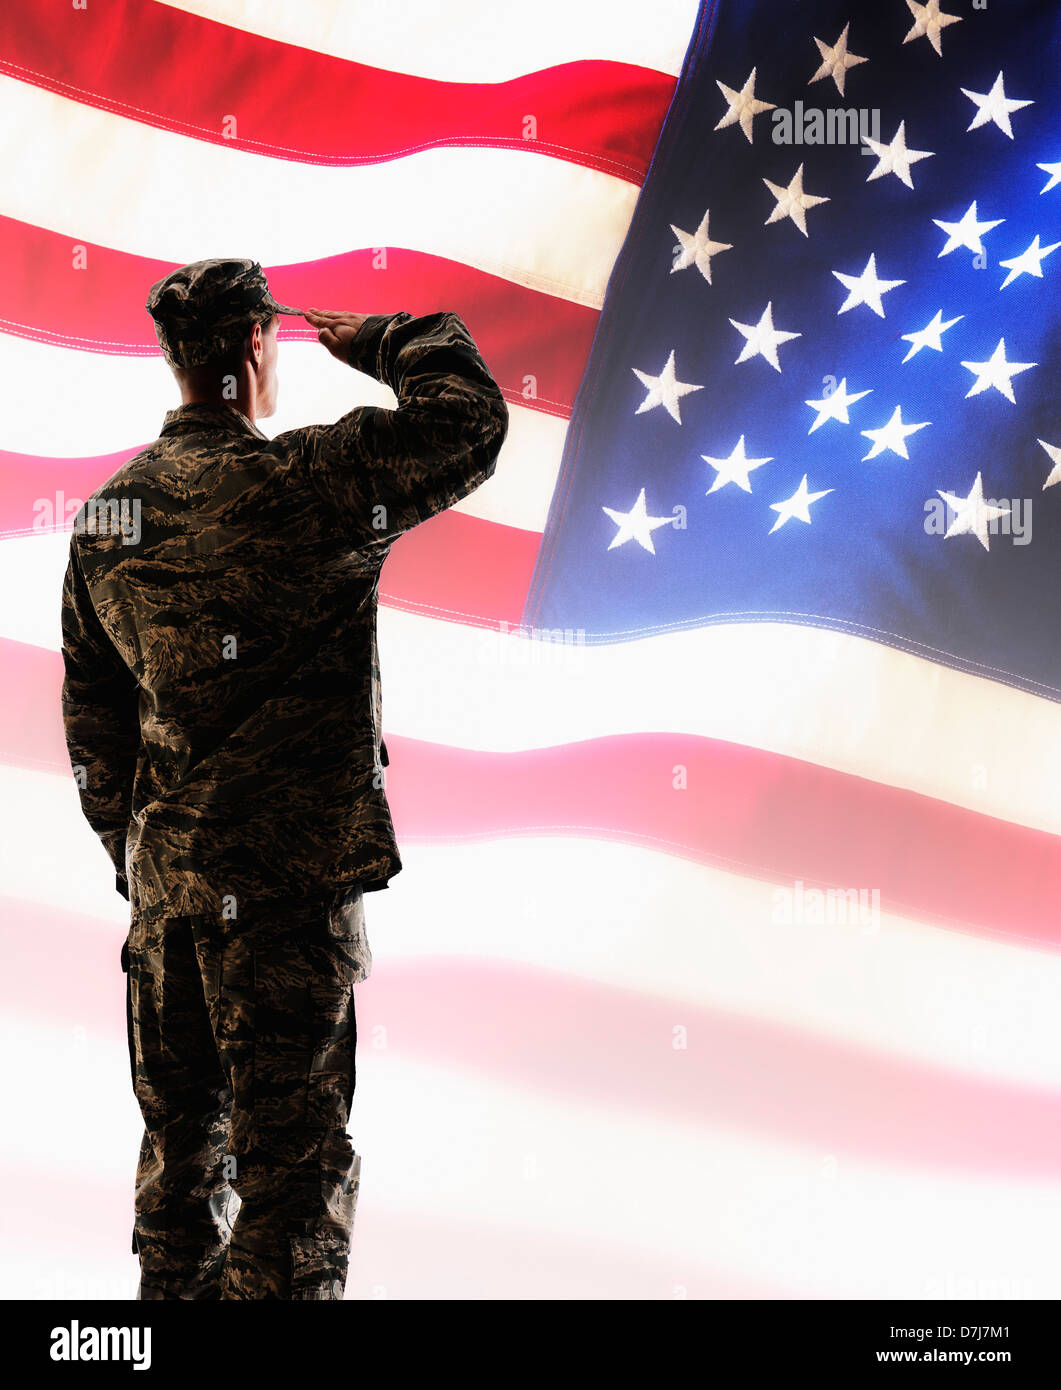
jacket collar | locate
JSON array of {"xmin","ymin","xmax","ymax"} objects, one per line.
[{"xmin": 159, "ymin": 402, "xmax": 268, "ymax": 441}]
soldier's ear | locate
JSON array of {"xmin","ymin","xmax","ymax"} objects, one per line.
[{"xmin": 248, "ymin": 319, "xmax": 265, "ymax": 366}]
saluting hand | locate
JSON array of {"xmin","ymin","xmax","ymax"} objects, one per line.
[{"xmin": 304, "ymin": 308, "xmax": 372, "ymax": 363}]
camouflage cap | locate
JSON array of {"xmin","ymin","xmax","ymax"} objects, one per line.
[{"xmin": 145, "ymin": 257, "xmax": 303, "ymax": 367}]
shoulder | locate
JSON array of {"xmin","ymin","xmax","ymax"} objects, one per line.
[{"xmin": 85, "ymin": 442, "xmax": 164, "ymax": 500}]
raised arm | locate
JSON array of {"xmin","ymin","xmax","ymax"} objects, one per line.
[{"xmin": 298, "ymin": 308, "xmax": 509, "ymax": 551}]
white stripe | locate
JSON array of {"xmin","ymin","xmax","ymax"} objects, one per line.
[
  {"xmin": 0, "ymin": 76, "xmax": 636, "ymax": 307},
  {"xmin": 0, "ymin": 333, "xmax": 564, "ymax": 531},
  {"xmin": 1, "ymin": 1011, "xmax": 1059, "ymax": 1297},
  {"xmin": 6, "ymin": 535, "xmax": 1060, "ymax": 833},
  {"xmin": 0, "ymin": 532, "xmax": 72, "ymax": 647},
  {"xmin": 155, "ymin": 0, "xmax": 701, "ymax": 82},
  {"xmin": 4, "ymin": 765, "xmax": 1061, "ymax": 1089},
  {"xmin": 376, "ymin": 607, "xmax": 1061, "ymax": 834}
]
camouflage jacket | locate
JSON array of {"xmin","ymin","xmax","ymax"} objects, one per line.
[{"xmin": 60, "ymin": 310, "xmax": 508, "ymax": 923}]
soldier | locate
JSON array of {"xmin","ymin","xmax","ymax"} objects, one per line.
[{"xmin": 59, "ymin": 258, "xmax": 509, "ymax": 1299}]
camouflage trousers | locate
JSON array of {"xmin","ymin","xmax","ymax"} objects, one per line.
[{"xmin": 121, "ymin": 891, "xmax": 365, "ymax": 1300}]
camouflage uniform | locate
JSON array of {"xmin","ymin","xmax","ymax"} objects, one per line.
[
  {"xmin": 60, "ymin": 259, "xmax": 509, "ymax": 1298},
  {"xmin": 125, "ymin": 888, "xmax": 367, "ymax": 1300}
]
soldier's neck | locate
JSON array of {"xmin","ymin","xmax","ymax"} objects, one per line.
[{"xmin": 179, "ymin": 387, "xmax": 259, "ymax": 426}]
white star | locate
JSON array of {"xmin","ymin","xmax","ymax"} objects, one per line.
[
  {"xmin": 804, "ymin": 378, "xmax": 872, "ymax": 432},
  {"xmin": 762, "ymin": 163, "xmax": 830, "ymax": 237},
  {"xmin": 669, "ymin": 209, "xmax": 733, "ymax": 285},
  {"xmin": 832, "ymin": 254, "xmax": 906, "ymax": 318},
  {"xmin": 961, "ymin": 71, "xmax": 1033, "ymax": 140},
  {"xmin": 860, "ymin": 405, "xmax": 930, "ymax": 461},
  {"xmin": 1038, "ymin": 440, "xmax": 1061, "ymax": 490},
  {"xmin": 769, "ymin": 475, "xmax": 833, "ymax": 533},
  {"xmin": 728, "ymin": 302, "xmax": 802, "ymax": 372},
  {"xmin": 862, "ymin": 120, "xmax": 934, "ymax": 189},
  {"xmin": 961, "ymin": 339, "xmax": 1036, "ymax": 403},
  {"xmin": 901, "ymin": 310, "xmax": 963, "ymax": 362},
  {"xmin": 936, "ymin": 473, "xmax": 1011, "ymax": 551},
  {"xmin": 601, "ymin": 487, "xmax": 673, "ymax": 553},
  {"xmin": 998, "ymin": 235, "xmax": 1061, "ymax": 288},
  {"xmin": 631, "ymin": 349, "xmax": 703, "ymax": 423},
  {"xmin": 932, "ymin": 201, "xmax": 1004, "ymax": 257},
  {"xmin": 903, "ymin": 0, "xmax": 962, "ymax": 57},
  {"xmin": 808, "ymin": 23, "xmax": 868, "ymax": 96},
  {"xmin": 702, "ymin": 435, "xmax": 773, "ymax": 494},
  {"xmin": 714, "ymin": 67, "xmax": 776, "ymax": 143},
  {"xmin": 1038, "ymin": 161, "xmax": 1061, "ymax": 194}
]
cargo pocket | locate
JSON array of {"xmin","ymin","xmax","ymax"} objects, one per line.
[
  {"xmin": 328, "ymin": 888, "xmax": 372, "ymax": 983},
  {"xmin": 288, "ymin": 1231, "xmax": 350, "ymax": 1300},
  {"xmin": 245, "ymin": 904, "xmax": 360, "ymax": 1131},
  {"xmin": 307, "ymin": 982, "xmax": 356, "ymax": 1129},
  {"xmin": 306, "ymin": 899, "xmax": 361, "ymax": 1126}
]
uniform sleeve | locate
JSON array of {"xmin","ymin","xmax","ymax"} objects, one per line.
[
  {"xmin": 301, "ymin": 310, "xmax": 509, "ymax": 552},
  {"xmin": 60, "ymin": 539, "xmax": 140, "ymax": 899}
]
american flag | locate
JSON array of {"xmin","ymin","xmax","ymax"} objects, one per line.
[{"xmin": 2, "ymin": 0, "xmax": 1060, "ymax": 1299}]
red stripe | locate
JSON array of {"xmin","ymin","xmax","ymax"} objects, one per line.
[
  {"xmin": 0, "ymin": 217, "xmax": 594, "ymax": 417},
  {"xmin": 386, "ymin": 733, "xmax": 1061, "ymax": 947},
  {"xmin": 1, "ymin": 482, "xmax": 533, "ymax": 628},
  {"xmin": 0, "ymin": 447, "xmax": 144, "ymax": 539},
  {"xmin": 383, "ymin": 511, "xmax": 537, "ymax": 626},
  {"xmin": 6, "ymin": 639, "xmax": 1060, "ymax": 945},
  {"xmin": 0, "ymin": 0, "xmax": 671, "ymax": 182},
  {"xmin": 5, "ymin": 897, "xmax": 1061, "ymax": 1177}
]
